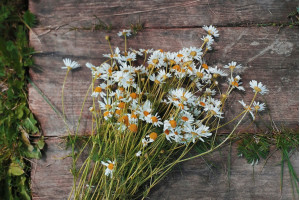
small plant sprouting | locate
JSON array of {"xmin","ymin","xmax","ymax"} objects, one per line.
[{"xmin": 237, "ymin": 134, "xmax": 270, "ymax": 165}]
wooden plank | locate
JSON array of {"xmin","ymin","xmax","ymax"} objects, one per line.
[
  {"xmin": 29, "ymin": 0, "xmax": 298, "ymax": 29},
  {"xmin": 29, "ymin": 27, "xmax": 299, "ymax": 136},
  {"xmin": 31, "ymin": 138, "xmax": 73, "ymax": 200},
  {"xmin": 31, "ymin": 138, "xmax": 299, "ymax": 199}
]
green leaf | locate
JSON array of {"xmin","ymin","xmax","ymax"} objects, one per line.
[
  {"xmin": 23, "ymin": 11, "xmax": 36, "ymax": 27},
  {"xmin": 8, "ymin": 163, "xmax": 24, "ymax": 176},
  {"xmin": 37, "ymin": 137, "xmax": 45, "ymax": 150},
  {"xmin": 22, "ymin": 114, "xmax": 39, "ymax": 134},
  {"xmin": 24, "ymin": 147, "xmax": 41, "ymax": 159},
  {"xmin": 19, "ymin": 176, "xmax": 31, "ymax": 200},
  {"xmin": 0, "ymin": 6, "xmax": 11, "ymax": 23}
]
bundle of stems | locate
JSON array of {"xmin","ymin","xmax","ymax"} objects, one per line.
[{"xmin": 60, "ymin": 26, "xmax": 268, "ymax": 199}]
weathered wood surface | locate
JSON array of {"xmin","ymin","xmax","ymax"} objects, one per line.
[
  {"xmin": 29, "ymin": 0, "xmax": 298, "ymax": 28},
  {"xmin": 29, "ymin": 27, "xmax": 299, "ymax": 136},
  {"xmin": 28, "ymin": 0, "xmax": 299, "ymax": 199},
  {"xmin": 31, "ymin": 138, "xmax": 299, "ymax": 200}
]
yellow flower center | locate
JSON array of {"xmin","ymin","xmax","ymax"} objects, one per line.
[
  {"xmin": 196, "ymin": 72, "xmax": 203, "ymax": 78},
  {"xmin": 202, "ymin": 63, "xmax": 208, "ymax": 69},
  {"xmin": 129, "ymin": 124, "xmax": 138, "ymax": 133},
  {"xmin": 190, "ymin": 51, "xmax": 197, "ymax": 57},
  {"xmin": 119, "ymin": 87, "xmax": 125, "ymax": 92},
  {"xmin": 94, "ymin": 87, "xmax": 102, "ymax": 93},
  {"xmin": 151, "ymin": 116, "xmax": 158, "ymax": 123},
  {"xmin": 254, "ymin": 105, "xmax": 260, "ymax": 110},
  {"xmin": 169, "ymin": 120, "xmax": 177, "ymax": 128},
  {"xmin": 231, "ymin": 81, "xmax": 239, "ymax": 87},
  {"xmin": 181, "ymin": 116, "xmax": 189, "ymax": 121},
  {"xmin": 149, "ymin": 132, "xmax": 158, "ymax": 140},
  {"xmin": 213, "ymin": 73, "xmax": 219, "ymax": 79},
  {"xmin": 104, "ymin": 111, "xmax": 110, "ymax": 117},
  {"xmin": 108, "ymin": 67, "xmax": 113, "ymax": 75},
  {"xmin": 105, "ymin": 104, "xmax": 112, "ymax": 110},
  {"xmin": 200, "ymin": 102, "xmax": 206, "ymax": 106},
  {"xmin": 118, "ymin": 102, "xmax": 125, "ymax": 109},
  {"xmin": 130, "ymin": 93, "xmax": 138, "ymax": 99},
  {"xmin": 114, "ymin": 109, "xmax": 121, "ymax": 116},
  {"xmin": 170, "ymin": 60, "xmax": 176, "ymax": 65},
  {"xmin": 172, "ymin": 65, "xmax": 181, "ymax": 71},
  {"xmin": 210, "ymin": 110, "xmax": 217, "ymax": 116},
  {"xmin": 148, "ymin": 64, "xmax": 154, "ymax": 70},
  {"xmin": 254, "ymin": 86, "xmax": 261, "ymax": 92},
  {"xmin": 131, "ymin": 114, "xmax": 137, "ymax": 119},
  {"xmin": 164, "ymin": 129, "xmax": 170, "ymax": 135},
  {"xmin": 152, "ymin": 59, "xmax": 159, "ymax": 64},
  {"xmin": 178, "ymin": 103, "xmax": 184, "ymax": 109},
  {"xmin": 143, "ymin": 111, "xmax": 150, "ymax": 117},
  {"xmin": 108, "ymin": 163, "xmax": 114, "ymax": 170},
  {"xmin": 154, "ymin": 80, "xmax": 160, "ymax": 84},
  {"xmin": 177, "ymin": 54, "xmax": 183, "ymax": 58},
  {"xmin": 191, "ymin": 132, "xmax": 197, "ymax": 136},
  {"xmin": 118, "ymin": 115, "xmax": 129, "ymax": 126},
  {"xmin": 181, "ymin": 96, "xmax": 187, "ymax": 101}
]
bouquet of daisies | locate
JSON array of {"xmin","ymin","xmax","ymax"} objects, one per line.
[{"xmin": 61, "ymin": 25, "xmax": 268, "ymax": 199}]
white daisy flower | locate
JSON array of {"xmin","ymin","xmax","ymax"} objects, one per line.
[
  {"xmin": 249, "ymin": 80, "xmax": 269, "ymax": 95},
  {"xmin": 149, "ymin": 73, "xmax": 165, "ymax": 85},
  {"xmin": 147, "ymin": 51, "xmax": 164, "ymax": 68},
  {"xmin": 139, "ymin": 48, "xmax": 154, "ymax": 55},
  {"xmin": 128, "ymin": 112, "xmax": 138, "ymax": 124},
  {"xmin": 103, "ymin": 111, "xmax": 113, "ymax": 120},
  {"xmin": 224, "ymin": 61, "xmax": 242, "ymax": 70},
  {"xmin": 85, "ymin": 62, "xmax": 97, "ymax": 71},
  {"xmin": 91, "ymin": 83, "xmax": 107, "ymax": 98},
  {"xmin": 204, "ymin": 104, "xmax": 223, "ymax": 118},
  {"xmin": 204, "ymin": 88, "xmax": 216, "ymax": 96},
  {"xmin": 239, "ymin": 100, "xmax": 255, "ymax": 119},
  {"xmin": 201, "ymin": 35, "xmax": 214, "ymax": 47},
  {"xmin": 228, "ymin": 75, "xmax": 245, "ymax": 91},
  {"xmin": 203, "ymin": 25, "xmax": 219, "ymax": 38},
  {"xmin": 120, "ymin": 51, "xmax": 137, "ymax": 63},
  {"xmin": 117, "ymin": 29, "xmax": 131, "ymax": 37},
  {"xmin": 252, "ymin": 101, "xmax": 266, "ymax": 112},
  {"xmin": 142, "ymin": 138, "xmax": 149, "ymax": 147},
  {"xmin": 103, "ymin": 47, "xmax": 121, "ymax": 60},
  {"xmin": 164, "ymin": 118, "xmax": 177, "ymax": 130},
  {"xmin": 158, "ymin": 70, "xmax": 171, "ymax": 80},
  {"xmin": 186, "ymin": 46, "xmax": 203, "ymax": 61},
  {"xmin": 179, "ymin": 111, "xmax": 194, "ymax": 125},
  {"xmin": 101, "ymin": 160, "xmax": 115, "ymax": 178},
  {"xmin": 209, "ymin": 66, "xmax": 228, "ymax": 77},
  {"xmin": 145, "ymin": 113, "xmax": 163, "ymax": 127},
  {"xmin": 133, "ymin": 65, "xmax": 148, "ymax": 74},
  {"xmin": 136, "ymin": 151, "xmax": 142, "ymax": 157},
  {"xmin": 61, "ymin": 58, "xmax": 80, "ymax": 70},
  {"xmin": 99, "ymin": 97, "xmax": 114, "ymax": 111},
  {"xmin": 129, "ymin": 48, "xmax": 143, "ymax": 56},
  {"xmin": 138, "ymin": 100, "xmax": 152, "ymax": 121}
]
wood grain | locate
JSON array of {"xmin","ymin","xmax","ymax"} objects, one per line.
[
  {"xmin": 29, "ymin": 27, "xmax": 299, "ymax": 136},
  {"xmin": 28, "ymin": 1, "xmax": 299, "ymax": 199},
  {"xmin": 29, "ymin": 0, "xmax": 298, "ymax": 29},
  {"xmin": 31, "ymin": 138, "xmax": 299, "ymax": 200}
]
